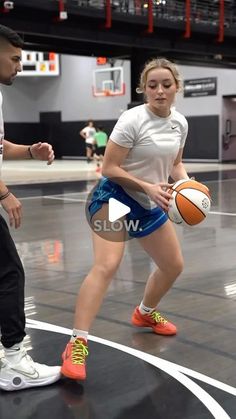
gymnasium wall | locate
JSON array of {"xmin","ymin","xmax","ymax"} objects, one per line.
[
  {"xmin": 1, "ymin": 55, "xmax": 236, "ymax": 160},
  {"xmin": 176, "ymin": 65, "xmax": 236, "ymax": 161},
  {"xmin": 1, "ymin": 55, "xmax": 131, "ymax": 122},
  {"xmin": 4, "ymin": 120, "xmax": 117, "ymax": 158}
]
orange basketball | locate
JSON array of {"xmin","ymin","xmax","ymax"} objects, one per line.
[{"xmin": 168, "ymin": 179, "xmax": 211, "ymax": 226}]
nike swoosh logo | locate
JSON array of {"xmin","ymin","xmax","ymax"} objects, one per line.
[
  {"xmin": 63, "ymin": 345, "xmax": 72, "ymax": 360},
  {"xmin": 171, "ymin": 126, "xmax": 178, "ymax": 129},
  {"xmin": 64, "ymin": 350, "xmax": 70, "ymax": 360},
  {"xmin": 11, "ymin": 367, "xmax": 40, "ymax": 379}
]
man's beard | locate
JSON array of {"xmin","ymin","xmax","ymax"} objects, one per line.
[{"xmin": 3, "ymin": 79, "xmax": 13, "ymax": 85}]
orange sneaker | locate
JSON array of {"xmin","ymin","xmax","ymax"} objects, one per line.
[
  {"xmin": 61, "ymin": 338, "xmax": 88, "ymax": 380},
  {"xmin": 131, "ymin": 306, "xmax": 177, "ymax": 336}
]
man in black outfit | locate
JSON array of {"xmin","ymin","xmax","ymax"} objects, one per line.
[{"xmin": 0, "ymin": 24, "xmax": 61, "ymax": 391}]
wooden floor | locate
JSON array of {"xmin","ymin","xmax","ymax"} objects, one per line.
[{"xmin": 1, "ymin": 162, "xmax": 236, "ymax": 418}]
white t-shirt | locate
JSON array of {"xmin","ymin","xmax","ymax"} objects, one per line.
[
  {"xmin": 110, "ymin": 104, "xmax": 188, "ymax": 208},
  {"xmin": 81, "ymin": 126, "xmax": 96, "ymax": 145},
  {"xmin": 0, "ymin": 92, "xmax": 4, "ymax": 176}
]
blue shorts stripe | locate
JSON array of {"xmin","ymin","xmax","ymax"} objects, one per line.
[{"xmin": 129, "ymin": 211, "xmax": 167, "ymax": 238}]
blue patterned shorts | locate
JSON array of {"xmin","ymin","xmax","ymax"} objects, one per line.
[{"xmin": 88, "ymin": 178, "xmax": 168, "ymax": 238}]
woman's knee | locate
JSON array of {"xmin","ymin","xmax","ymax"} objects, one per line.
[
  {"xmin": 94, "ymin": 257, "xmax": 121, "ymax": 279},
  {"xmin": 169, "ymin": 256, "xmax": 184, "ymax": 278},
  {"xmin": 160, "ymin": 255, "xmax": 184, "ymax": 279},
  {"xmin": 174, "ymin": 256, "xmax": 184, "ymax": 277}
]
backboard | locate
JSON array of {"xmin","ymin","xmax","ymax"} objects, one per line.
[{"xmin": 92, "ymin": 66, "xmax": 125, "ymax": 97}]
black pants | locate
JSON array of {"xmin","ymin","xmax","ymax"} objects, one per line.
[{"xmin": 0, "ymin": 215, "xmax": 26, "ymax": 348}]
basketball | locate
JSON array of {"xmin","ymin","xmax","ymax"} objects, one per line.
[{"xmin": 168, "ymin": 179, "xmax": 211, "ymax": 226}]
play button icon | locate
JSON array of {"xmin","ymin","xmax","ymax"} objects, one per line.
[
  {"xmin": 108, "ymin": 198, "xmax": 131, "ymax": 222},
  {"xmin": 85, "ymin": 177, "xmax": 151, "ymax": 242}
]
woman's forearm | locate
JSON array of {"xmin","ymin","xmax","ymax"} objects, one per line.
[{"xmin": 170, "ymin": 162, "xmax": 189, "ymax": 182}]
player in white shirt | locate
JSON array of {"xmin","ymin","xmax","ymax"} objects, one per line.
[
  {"xmin": 62, "ymin": 58, "xmax": 190, "ymax": 381},
  {"xmin": 80, "ymin": 120, "xmax": 96, "ymax": 163}
]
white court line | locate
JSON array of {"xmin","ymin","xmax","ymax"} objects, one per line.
[
  {"xmin": 210, "ymin": 211, "xmax": 236, "ymax": 217},
  {"xmin": 43, "ymin": 196, "xmax": 87, "ymax": 203},
  {"xmin": 47, "ymin": 191, "xmax": 90, "ymax": 196},
  {"xmin": 205, "ymin": 178, "xmax": 236, "ymax": 184},
  {"xmin": 26, "ymin": 318, "xmax": 234, "ymax": 419},
  {"xmin": 19, "ymin": 195, "xmax": 236, "ymax": 216},
  {"xmin": 19, "ymin": 194, "xmax": 236, "ymax": 217},
  {"xmin": 19, "ymin": 191, "xmax": 90, "ymax": 201}
]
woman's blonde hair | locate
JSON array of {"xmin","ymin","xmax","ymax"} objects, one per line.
[{"xmin": 136, "ymin": 57, "xmax": 182, "ymax": 94}]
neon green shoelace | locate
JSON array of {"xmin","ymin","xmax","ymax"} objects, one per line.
[
  {"xmin": 150, "ymin": 311, "xmax": 168, "ymax": 325},
  {"xmin": 72, "ymin": 340, "xmax": 89, "ymax": 365}
]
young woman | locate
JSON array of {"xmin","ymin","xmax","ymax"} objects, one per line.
[{"xmin": 62, "ymin": 58, "xmax": 189, "ymax": 380}]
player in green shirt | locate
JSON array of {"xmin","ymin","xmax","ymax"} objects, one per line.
[{"xmin": 94, "ymin": 126, "xmax": 108, "ymax": 171}]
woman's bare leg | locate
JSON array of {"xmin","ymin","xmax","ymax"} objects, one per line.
[
  {"xmin": 138, "ymin": 220, "xmax": 183, "ymax": 308},
  {"xmin": 73, "ymin": 204, "xmax": 125, "ymax": 331}
]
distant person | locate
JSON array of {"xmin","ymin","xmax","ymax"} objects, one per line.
[
  {"xmin": 0, "ymin": 24, "xmax": 61, "ymax": 391},
  {"xmin": 80, "ymin": 120, "xmax": 96, "ymax": 163},
  {"xmin": 93, "ymin": 126, "xmax": 108, "ymax": 171}
]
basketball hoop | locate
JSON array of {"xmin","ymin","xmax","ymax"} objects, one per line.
[{"xmin": 92, "ymin": 66, "xmax": 125, "ymax": 98}]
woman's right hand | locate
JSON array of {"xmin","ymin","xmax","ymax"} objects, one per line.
[{"xmin": 144, "ymin": 183, "xmax": 173, "ymax": 212}]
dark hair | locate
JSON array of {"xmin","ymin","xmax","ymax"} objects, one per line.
[{"xmin": 0, "ymin": 25, "xmax": 24, "ymax": 48}]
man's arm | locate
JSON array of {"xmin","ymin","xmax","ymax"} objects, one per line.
[
  {"xmin": 0, "ymin": 179, "xmax": 9, "ymax": 196},
  {"xmin": 0, "ymin": 140, "xmax": 55, "ymax": 229},
  {"xmin": 3, "ymin": 140, "xmax": 32, "ymax": 159},
  {"xmin": 0, "ymin": 179, "xmax": 22, "ymax": 229},
  {"xmin": 3, "ymin": 140, "xmax": 54, "ymax": 165}
]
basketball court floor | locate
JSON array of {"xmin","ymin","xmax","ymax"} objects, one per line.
[{"xmin": 0, "ymin": 160, "xmax": 236, "ymax": 418}]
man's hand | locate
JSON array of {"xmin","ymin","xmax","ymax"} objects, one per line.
[
  {"xmin": 30, "ymin": 142, "xmax": 55, "ymax": 165},
  {"xmin": 1, "ymin": 193, "xmax": 22, "ymax": 229}
]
